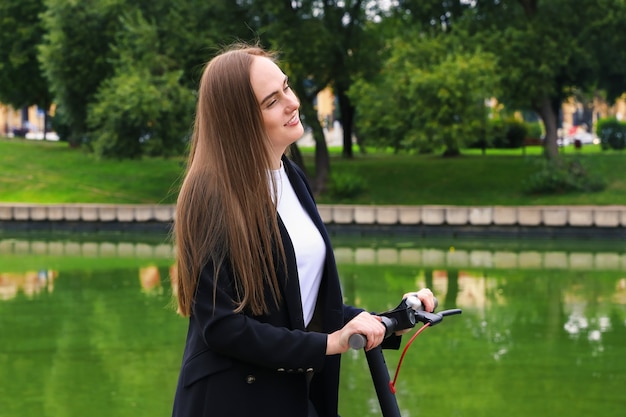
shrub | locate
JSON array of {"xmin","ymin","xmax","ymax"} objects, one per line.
[
  {"xmin": 488, "ymin": 118, "xmax": 507, "ymax": 148},
  {"xmin": 505, "ymin": 118, "xmax": 528, "ymax": 148},
  {"xmin": 488, "ymin": 118, "xmax": 527, "ymax": 149},
  {"xmin": 327, "ymin": 171, "xmax": 368, "ymax": 201},
  {"xmin": 87, "ymin": 68, "xmax": 194, "ymax": 159},
  {"xmin": 525, "ymin": 121, "xmax": 544, "ymax": 140},
  {"xmin": 523, "ymin": 158, "xmax": 606, "ymax": 194},
  {"xmin": 596, "ymin": 117, "xmax": 626, "ymax": 150}
]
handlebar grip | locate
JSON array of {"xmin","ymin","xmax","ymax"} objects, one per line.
[
  {"xmin": 348, "ymin": 316, "xmax": 396, "ymax": 350},
  {"xmin": 348, "ymin": 333, "xmax": 367, "ymax": 350}
]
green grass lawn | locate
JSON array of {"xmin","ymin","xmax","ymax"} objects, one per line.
[
  {"xmin": 0, "ymin": 138, "xmax": 183, "ymax": 204},
  {"xmin": 2, "ymin": 136, "xmax": 626, "ymax": 205}
]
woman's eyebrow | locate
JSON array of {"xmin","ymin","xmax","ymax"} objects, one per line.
[{"xmin": 260, "ymin": 76, "xmax": 289, "ymax": 106}]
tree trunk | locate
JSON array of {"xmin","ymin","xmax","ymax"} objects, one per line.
[
  {"xmin": 43, "ymin": 111, "xmax": 48, "ymax": 141},
  {"xmin": 312, "ymin": 117, "xmax": 331, "ymax": 196},
  {"xmin": 337, "ymin": 91, "xmax": 354, "ymax": 159},
  {"xmin": 444, "ymin": 269, "xmax": 460, "ymax": 309},
  {"xmin": 298, "ymin": 94, "xmax": 331, "ymax": 196},
  {"xmin": 535, "ymin": 95, "xmax": 560, "ymax": 160}
]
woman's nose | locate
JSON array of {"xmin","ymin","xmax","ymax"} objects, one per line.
[{"xmin": 285, "ymin": 93, "xmax": 300, "ymax": 112}]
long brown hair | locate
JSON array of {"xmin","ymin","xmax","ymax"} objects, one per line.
[{"xmin": 174, "ymin": 44, "xmax": 286, "ymax": 317}]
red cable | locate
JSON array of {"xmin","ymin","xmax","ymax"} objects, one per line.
[{"xmin": 389, "ymin": 323, "xmax": 431, "ymax": 394}]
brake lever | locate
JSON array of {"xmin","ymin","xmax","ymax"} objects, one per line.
[{"xmin": 414, "ymin": 308, "xmax": 463, "ymax": 326}]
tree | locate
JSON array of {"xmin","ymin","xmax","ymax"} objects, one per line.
[
  {"xmin": 0, "ymin": 0, "xmax": 53, "ymax": 137},
  {"xmin": 475, "ymin": 0, "xmax": 626, "ymax": 160},
  {"xmin": 250, "ymin": 1, "xmax": 335, "ymax": 193},
  {"xmin": 39, "ymin": 0, "xmax": 123, "ymax": 146},
  {"xmin": 372, "ymin": 0, "xmax": 626, "ymax": 162},
  {"xmin": 244, "ymin": 0, "xmax": 387, "ymax": 194},
  {"xmin": 40, "ymin": 0, "xmax": 252, "ymax": 155},
  {"xmin": 85, "ymin": 0, "xmax": 252, "ymax": 158},
  {"xmin": 349, "ymin": 29, "xmax": 499, "ymax": 156},
  {"xmin": 86, "ymin": 11, "xmax": 195, "ymax": 158}
]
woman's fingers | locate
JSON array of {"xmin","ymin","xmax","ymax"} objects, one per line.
[{"xmin": 403, "ymin": 288, "xmax": 436, "ymax": 312}]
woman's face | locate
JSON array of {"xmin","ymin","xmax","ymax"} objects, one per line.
[{"xmin": 250, "ymin": 56, "xmax": 304, "ymax": 164}]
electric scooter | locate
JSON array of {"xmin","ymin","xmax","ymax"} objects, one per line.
[{"xmin": 349, "ymin": 296, "xmax": 462, "ymax": 417}]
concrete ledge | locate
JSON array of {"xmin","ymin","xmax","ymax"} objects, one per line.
[
  {"xmin": 154, "ymin": 205, "xmax": 175, "ymax": 222},
  {"xmin": 30, "ymin": 206, "xmax": 48, "ymax": 221},
  {"xmin": 518, "ymin": 207, "xmax": 542, "ymax": 226},
  {"xmin": 594, "ymin": 208, "xmax": 621, "ymax": 227},
  {"xmin": 47, "ymin": 205, "xmax": 64, "ymax": 221},
  {"xmin": 446, "ymin": 207, "xmax": 469, "ymax": 225},
  {"xmin": 353, "ymin": 205, "xmax": 375, "ymax": 224},
  {"xmin": 1, "ymin": 204, "xmax": 625, "ymax": 232},
  {"xmin": 422, "ymin": 206, "xmax": 446, "ymax": 225},
  {"xmin": 99, "ymin": 206, "xmax": 117, "ymax": 222},
  {"xmin": 569, "ymin": 208, "xmax": 594, "ymax": 227},
  {"xmin": 0, "ymin": 205, "xmax": 12, "ymax": 220},
  {"xmin": 81, "ymin": 206, "xmax": 98, "ymax": 222},
  {"xmin": 317, "ymin": 205, "xmax": 333, "ymax": 223},
  {"xmin": 543, "ymin": 208, "xmax": 568, "ymax": 226},
  {"xmin": 493, "ymin": 206, "xmax": 517, "ymax": 225},
  {"xmin": 376, "ymin": 206, "xmax": 399, "ymax": 225},
  {"xmin": 64, "ymin": 206, "xmax": 81, "ymax": 221},
  {"xmin": 14, "ymin": 205, "xmax": 30, "ymax": 221},
  {"xmin": 332, "ymin": 205, "xmax": 355, "ymax": 224},
  {"xmin": 398, "ymin": 206, "xmax": 421, "ymax": 224},
  {"xmin": 469, "ymin": 207, "xmax": 493, "ymax": 225}
]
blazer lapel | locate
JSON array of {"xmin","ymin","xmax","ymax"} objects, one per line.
[{"xmin": 276, "ymin": 213, "xmax": 307, "ymax": 330}]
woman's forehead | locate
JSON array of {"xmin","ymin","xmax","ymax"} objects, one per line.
[{"xmin": 250, "ymin": 56, "xmax": 285, "ymax": 101}]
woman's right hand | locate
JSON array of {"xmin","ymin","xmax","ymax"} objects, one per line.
[{"xmin": 326, "ymin": 311, "xmax": 385, "ymax": 355}]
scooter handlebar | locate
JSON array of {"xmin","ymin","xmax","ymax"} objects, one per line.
[
  {"xmin": 348, "ymin": 316, "xmax": 396, "ymax": 350},
  {"xmin": 348, "ymin": 297, "xmax": 461, "ymax": 350}
]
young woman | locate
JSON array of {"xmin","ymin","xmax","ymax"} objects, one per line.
[{"xmin": 171, "ymin": 43, "xmax": 435, "ymax": 417}]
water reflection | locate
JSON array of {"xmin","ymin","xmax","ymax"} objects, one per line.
[
  {"xmin": 1, "ymin": 235, "xmax": 625, "ymax": 417},
  {"xmin": 336, "ymin": 246, "xmax": 626, "ymax": 270},
  {"xmin": 0, "ymin": 237, "xmax": 174, "ymax": 259},
  {"xmin": 139, "ymin": 266, "xmax": 163, "ymax": 295},
  {"xmin": 0, "ymin": 269, "xmax": 57, "ymax": 300},
  {"xmin": 2, "ymin": 237, "xmax": 625, "ymax": 270}
]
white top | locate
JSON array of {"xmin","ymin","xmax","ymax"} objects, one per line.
[{"xmin": 270, "ymin": 164, "xmax": 326, "ymax": 327}]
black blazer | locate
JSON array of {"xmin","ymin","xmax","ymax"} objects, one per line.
[{"xmin": 172, "ymin": 157, "xmax": 364, "ymax": 417}]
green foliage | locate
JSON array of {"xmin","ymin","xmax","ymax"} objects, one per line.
[
  {"xmin": 39, "ymin": 0, "xmax": 251, "ymax": 155},
  {"xmin": 525, "ymin": 121, "xmax": 544, "ymax": 140},
  {"xmin": 87, "ymin": 69, "xmax": 194, "ymax": 159},
  {"xmin": 327, "ymin": 171, "xmax": 368, "ymax": 202},
  {"xmin": 501, "ymin": 118, "xmax": 527, "ymax": 149},
  {"xmin": 523, "ymin": 158, "xmax": 606, "ymax": 195},
  {"xmin": 451, "ymin": 0, "xmax": 626, "ymax": 158},
  {"xmin": 40, "ymin": 0, "xmax": 123, "ymax": 145},
  {"xmin": 6, "ymin": 0, "xmax": 626, "ymax": 168},
  {"xmin": 86, "ymin": 11, "xmax": 195, "ymax": 159},
  {"xmin": 349, "ymin": 29, "xmax": 500, "ymax": 156},
  {"xmin": 595, "ymin": 117, "xmax": 626, "ymax": 151},
  {"xmin": 0, "ymin": 0, "xmax": 52, "ymax": 110}
]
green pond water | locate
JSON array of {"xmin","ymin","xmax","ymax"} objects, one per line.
[{"xmin": 0, "ymin": 232, "xmax": 625, "ymax": 417}]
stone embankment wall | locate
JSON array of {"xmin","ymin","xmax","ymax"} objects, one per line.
[
  {"xmin": 1, "ymin": 203, "xmax": 626, "ymax": 235},
  {"xmin": 318, "ymin": 204, "xmax": 626, "ymax": 228}
]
